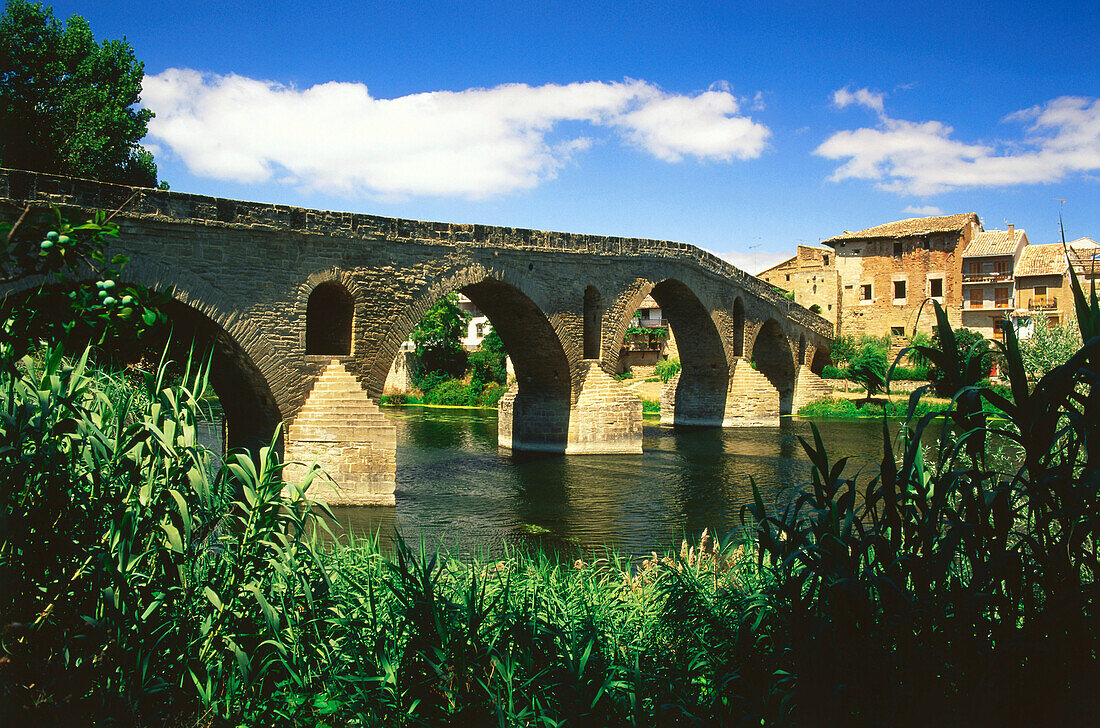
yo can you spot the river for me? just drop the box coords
[317,408,909,557]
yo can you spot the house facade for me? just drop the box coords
[823,213,981,338]
[758,245,839,325]
[959,226,1028,340]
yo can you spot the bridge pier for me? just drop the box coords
[659,370,730,427]
[565,361,642,454]
[661,359,788,427]
[497,362,642,454]
[283,361,397,506]
[792,365,833,413]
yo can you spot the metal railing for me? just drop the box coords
[1029,297,1058,310]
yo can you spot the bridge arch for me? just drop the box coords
[609,276,730,426]
[369,262,574,452]
[583,285,602,360]
[750,319,796,416]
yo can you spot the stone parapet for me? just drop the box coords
[283,360,396,506]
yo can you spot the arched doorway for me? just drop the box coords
[733,296,745,357]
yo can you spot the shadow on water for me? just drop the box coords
[323,407,934,558]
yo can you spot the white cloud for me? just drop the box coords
[831,86,885,115]
[902,205,944,216]
[815,95,1100,195]
[142,70,769,199]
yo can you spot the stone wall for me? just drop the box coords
[759,245,840,327]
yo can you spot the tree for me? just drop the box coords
[1019,313,1082,380]
[410,293,469,380]
[0,0,161,187]
[468,326,507,388]
[846,343,886,402]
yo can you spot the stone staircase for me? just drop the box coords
[792,365,834,413]
[283,360,396,506]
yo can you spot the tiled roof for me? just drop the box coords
[823,213,979,245]
[1067,238,1100,274]
[1015,243,1067,277]
[962,228,1025,258]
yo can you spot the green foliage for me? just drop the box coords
[0,0,160,186]
[925,325,992,396]
[641,398,660,414]
[613,370,633,380]
[467,347,506,389]
[654,356,681,382]
[808,303,822,314]
[829,334,859,366]
[0,206,166,363]
[820,364,845,379]
[750,288,1100,724]
[797,395,939,419]
[845,343,886,399]
[1019,312,1082,379]
[479,326,505,353]
[410,294,469,380]
[421,377,478,406]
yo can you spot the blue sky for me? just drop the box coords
[47,0,1100,271]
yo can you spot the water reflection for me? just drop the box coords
[325,408,912,557]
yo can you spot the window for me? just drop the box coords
[1033,285,1048,308]
[476,323,485,337]
[921,238,930,250]
[893,242,903,257]
[994,260,1010,275]
[929,278,943,298]
[994,287,1011,308]
[968,288,984,309]
[828,304,833,310]
[813,284,817,294]
[785,274,790,282]
[893,280,907,301]
[891,326,905,337]
[823,254,830,266]
[860,283,872,302]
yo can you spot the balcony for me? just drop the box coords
[630,318,668,329]
[962,271,1013,284]
[963,301,1012,311]
[1029,297,1058,311]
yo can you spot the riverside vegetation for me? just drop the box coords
[2,212,1099,726]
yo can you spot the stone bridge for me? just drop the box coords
[1,169,833,505]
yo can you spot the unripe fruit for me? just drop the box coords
[96,281,105,289]
[46,231,59,242]
[98,290,107,298]
[57,235,70,245]
[40,240,53,250]
[103,279,115,289]
[103,297,116,306]
[121,295,133,304]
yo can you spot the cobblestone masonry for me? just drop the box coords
[1,169,833,476]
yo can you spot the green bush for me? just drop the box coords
[846,343,887,399]
[641,399,660,414]
[422,378,477,406]
[468,348,506,388]
[821,364,846,379]
[614,370,633,380]
[654,357,681,382]
[479,382,508,407]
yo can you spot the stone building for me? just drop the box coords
[823,213,981,338]
[960,226,1028,340]
[758,245,839,327]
